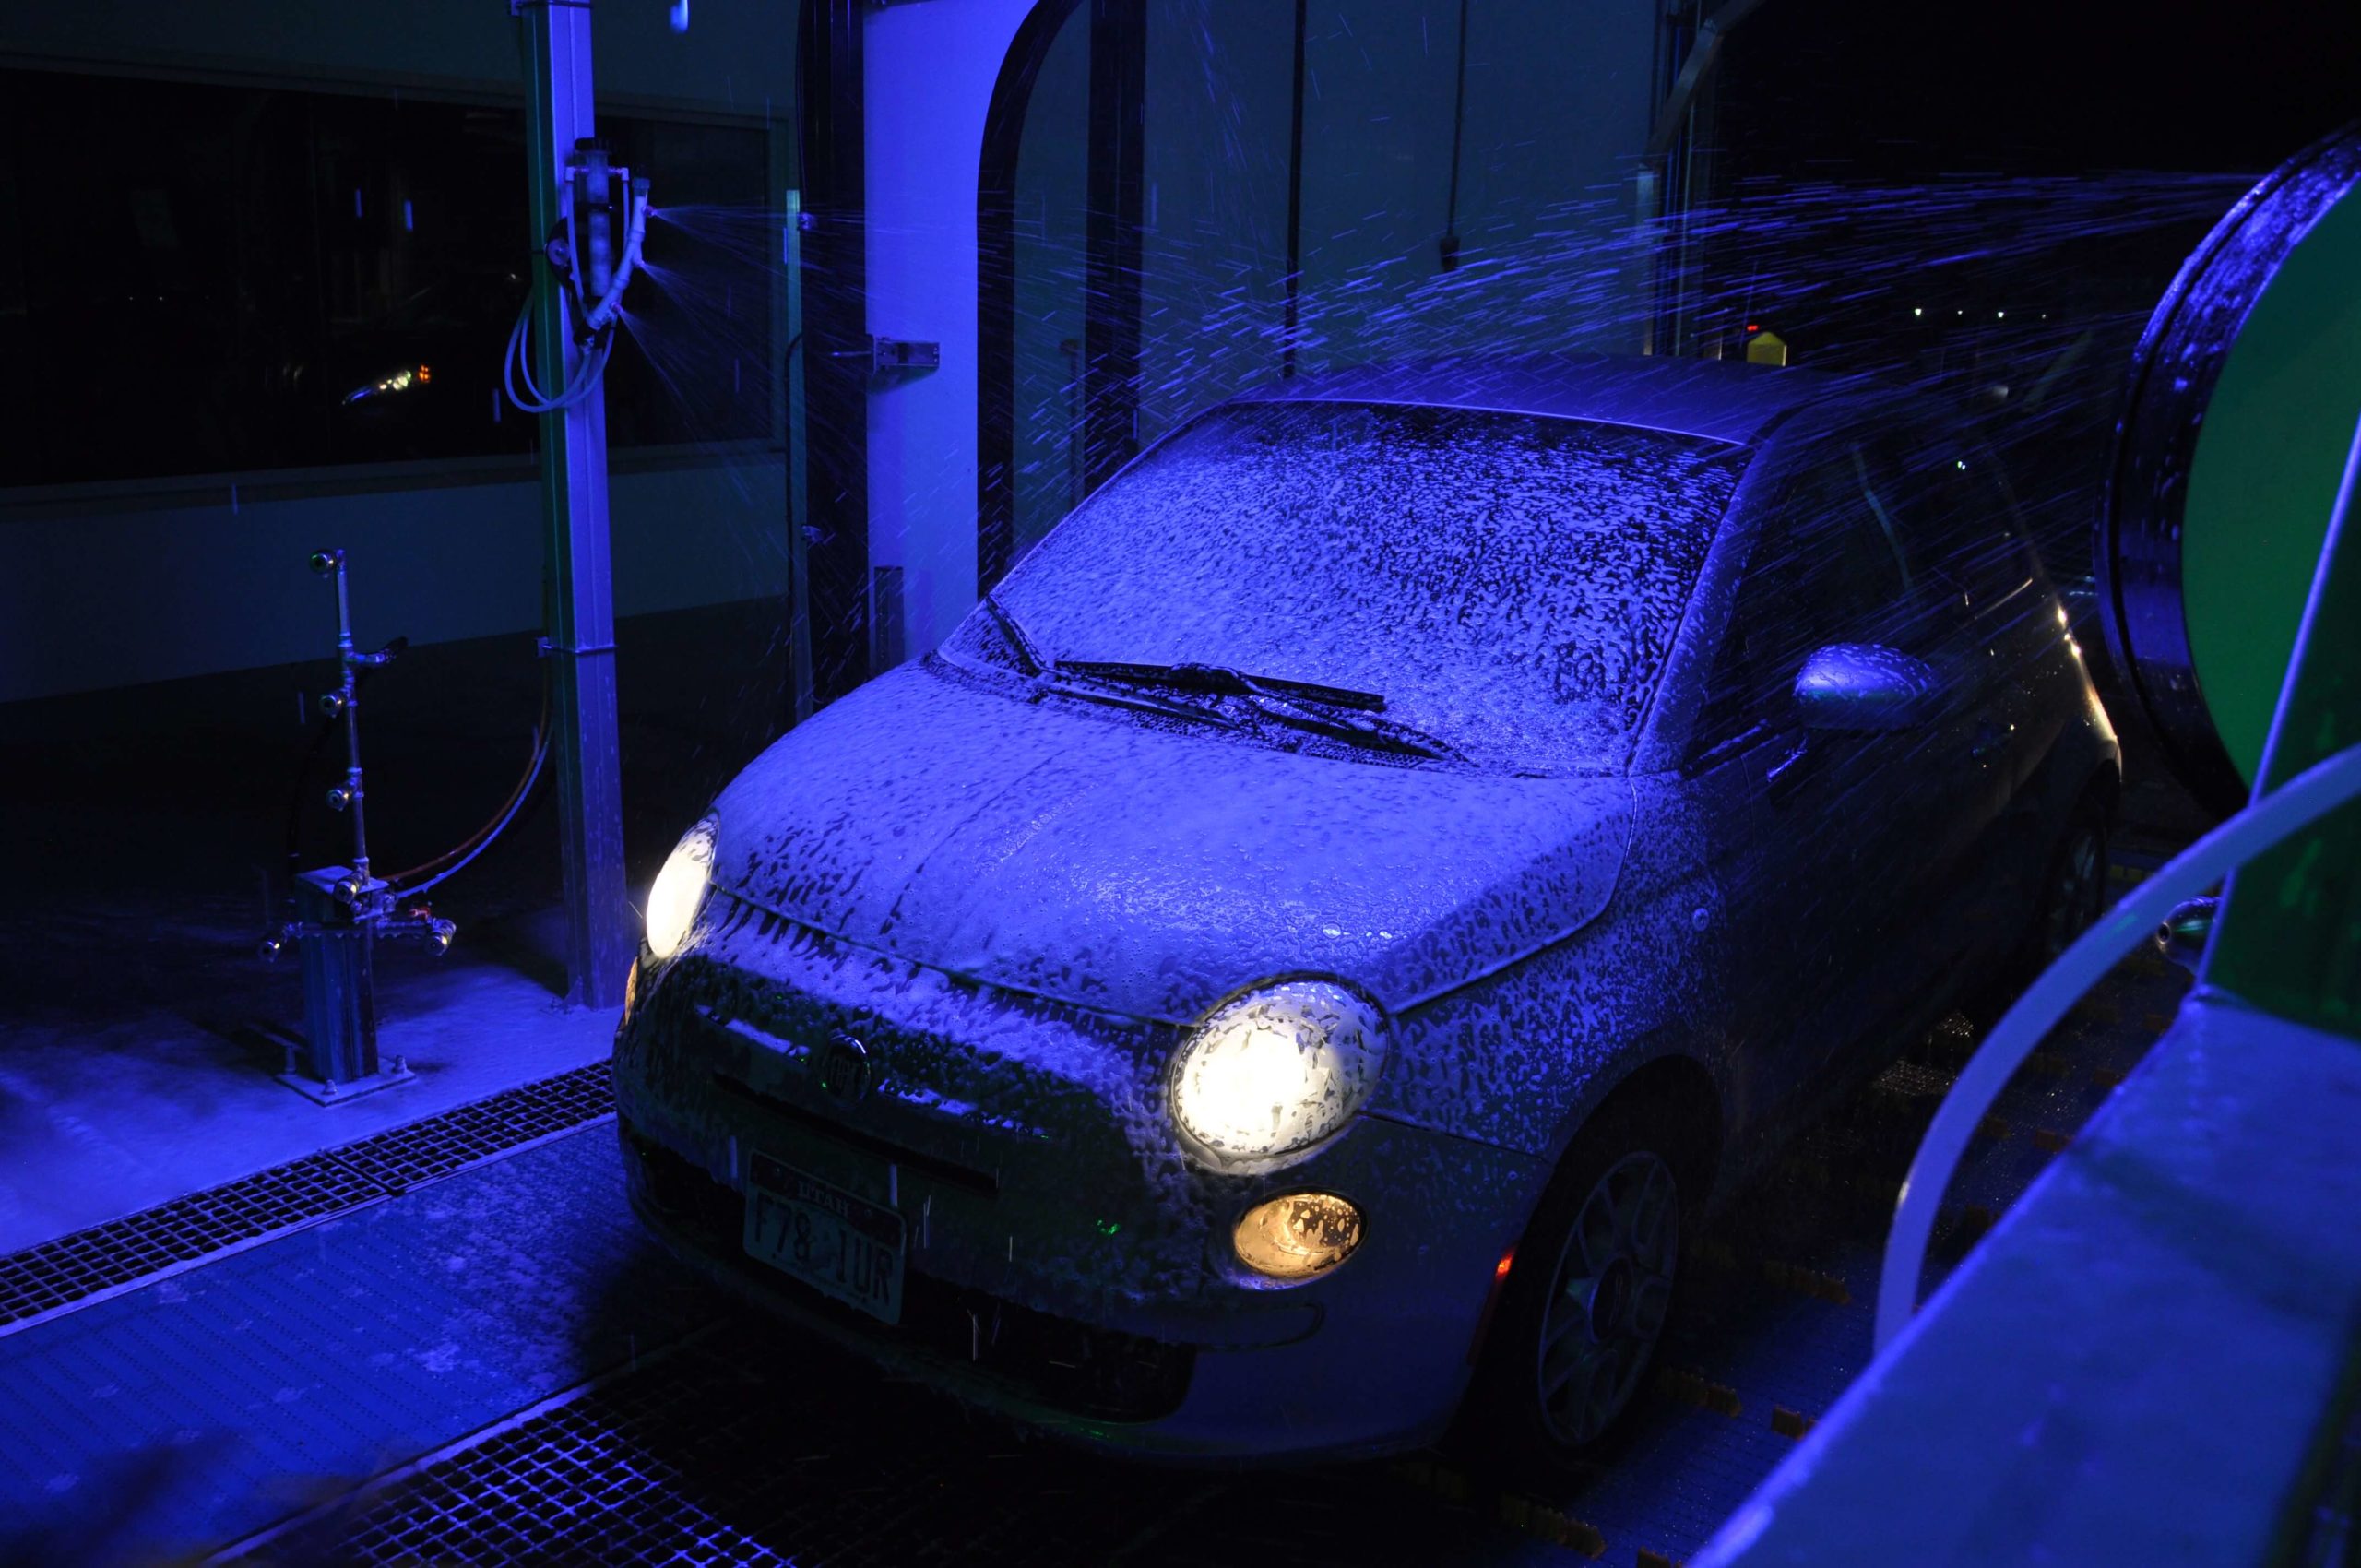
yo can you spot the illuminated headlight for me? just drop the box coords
[645,815,716,961]
[1168,980,1386,1170]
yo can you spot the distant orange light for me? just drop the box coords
[1744,323,1759,333]
[417,364,433,384]
[1494,1248,1515,1279]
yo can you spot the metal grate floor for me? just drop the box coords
[0,1060,613,1332]
[232,1320,1527,1568]
[219,952,2193,1568]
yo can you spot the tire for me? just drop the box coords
[2032,791,2110,967]
[1965,787,2110,1030]
[1455,1104,1691,1484]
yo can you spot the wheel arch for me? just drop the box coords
[1548,1051,1726,1217]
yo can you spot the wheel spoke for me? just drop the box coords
[1578,1184,1619,1269]
[1543,1333,1603,1403]
[1632,1165,1673,1253]
[1632,1276,1671,1338]
[1543,1279,1596,1351]
[1584,1339,1632,1431]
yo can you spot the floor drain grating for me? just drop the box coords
[0,1060,613,1331]
[329,1063,616,1193]
[232,1324,1181,1568]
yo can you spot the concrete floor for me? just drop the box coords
[0,917,618,1254]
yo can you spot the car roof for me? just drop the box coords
[1224,352,1890,447]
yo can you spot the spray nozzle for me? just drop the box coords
[504,147,651,411]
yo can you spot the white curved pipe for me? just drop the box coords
[1875,742,2361,1353]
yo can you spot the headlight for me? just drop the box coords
[1168,980,1386,1170]
[645,815,716,961]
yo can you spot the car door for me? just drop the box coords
[1869,423,2059,968]
[1683,434,1960,1124]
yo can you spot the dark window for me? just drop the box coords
[1873,429,2042,622]
[0,68,774,487]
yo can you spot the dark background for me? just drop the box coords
[0,71,773,486]
[1703,0,2361,571]
[1722,0,2359,177]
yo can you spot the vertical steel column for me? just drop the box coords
[796,0,872,707]
[519,0,633,1008]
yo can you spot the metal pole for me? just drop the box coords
[328,555,370,885]
[796,0,871,705]
[518,0,633,1008]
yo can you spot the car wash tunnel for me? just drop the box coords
[2,3,2359,1565]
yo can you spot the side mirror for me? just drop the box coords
[1793,643,1940,732]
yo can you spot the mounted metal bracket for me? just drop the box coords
[869,337,940,376]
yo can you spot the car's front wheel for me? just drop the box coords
[1460,1109,1687,1479]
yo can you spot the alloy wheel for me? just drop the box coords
[1533,1150,1679,1446]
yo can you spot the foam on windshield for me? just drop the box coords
[982,401,1745,773]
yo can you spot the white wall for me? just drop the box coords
[0,3,793,705]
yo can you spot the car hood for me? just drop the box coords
[707,663,1631,1022]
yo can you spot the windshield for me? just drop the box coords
[956,400,1747,772]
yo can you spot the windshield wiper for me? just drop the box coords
[1057,661,1459,761]
[984,601,1240,728]
[981,593,1050,676]
[981,614,1451,759]
[1242,691,1461,761]
[1055,659,1385,711]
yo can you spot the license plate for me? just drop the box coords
[743,1153,906,1325]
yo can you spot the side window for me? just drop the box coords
[1690,448,1913,759]
[1874,430,2040,622]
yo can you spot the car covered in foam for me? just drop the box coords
[613,353,2118,1467]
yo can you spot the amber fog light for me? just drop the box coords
[1235,1193,1364,1280]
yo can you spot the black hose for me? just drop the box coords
[386,675,553,891]
[280,646,550,900]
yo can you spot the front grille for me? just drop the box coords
[712,1070,1001,1195]
[626,1133,1192,1422]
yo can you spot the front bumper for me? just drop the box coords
[613,904,1548,1462]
